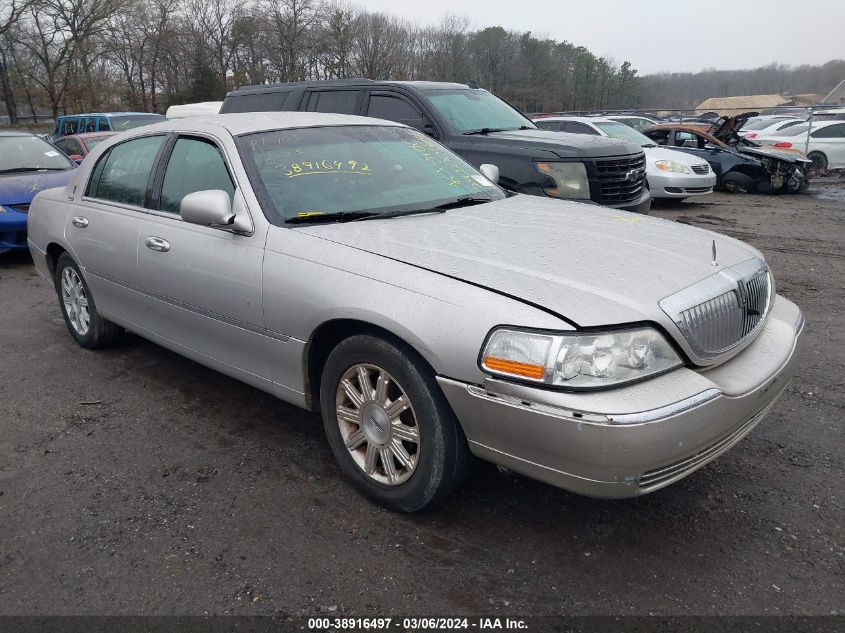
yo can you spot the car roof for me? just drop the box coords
[228,79,474,94]
[0,130,35,137]
[115,111,405,137]
[57,112,164,118]
[76,132,118,139]
[533,115,615,125]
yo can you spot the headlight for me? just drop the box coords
[480,326,683,389]
[654,160,690,174]
[534,161,591,200]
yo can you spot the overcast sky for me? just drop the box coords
[361,0,844,75]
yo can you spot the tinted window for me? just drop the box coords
[561,121,600,135]
[309,90,360,115]
[811,123,845,138]
[61,118,80,136]
[159,137,235,214]
[367,94,422,123]
[87,135,165,206]
[223,91,289,113]
[534,120,561,131]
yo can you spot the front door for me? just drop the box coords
[135,133,275,389]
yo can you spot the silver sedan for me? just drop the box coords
[27,113,804,511]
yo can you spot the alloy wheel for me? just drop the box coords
[61,267,90,336]
[335,363,421,486]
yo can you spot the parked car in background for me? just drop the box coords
[50,112,166,140]
[26,112,803,511]
[532,116,716,201]
[738,117,805,139]
[606,114,661,131]
[53,132,117,163]
[220,80,651,213]
[165,101,223,119]
[0,131,76,254]
[810,107,845,122]
[754,120,845,171]
[643,124,811,194]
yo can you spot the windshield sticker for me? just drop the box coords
[278,160,372,178]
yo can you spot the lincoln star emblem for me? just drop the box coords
[29,182,42,193]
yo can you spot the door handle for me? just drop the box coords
[71,216,89,228]
[144,236,171,252]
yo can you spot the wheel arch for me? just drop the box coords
[303,318,441,412]
[45,242,69,280]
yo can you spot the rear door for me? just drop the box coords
[69,134,168,316]
[135,133,274,386]
[810,123,845,168]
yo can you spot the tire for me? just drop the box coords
[721,171,756,194]
[54,253,120,349]
[807,152,828,173]
[319,334,470,512]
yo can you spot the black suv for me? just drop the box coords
[220,80,651,213]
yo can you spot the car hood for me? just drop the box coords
[737,145,812,164]
[0,169,76,206]
[295,195,760,327]
[473,129,643,159]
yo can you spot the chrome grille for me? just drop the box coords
[691,164,710,175]
[660,259,773,361]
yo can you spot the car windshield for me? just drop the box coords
[82,136,112,150]
[593,122,654,146]
[421,88,535,134]
[742,117,795,131]
[239,125,505,222]
[109,114,166,131]
[0,135,76,172]
[610,117,653,130]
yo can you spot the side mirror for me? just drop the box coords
[406,119,436,137]
[69,155,83,164]
[180,190,235,227]
[479,164,500,184]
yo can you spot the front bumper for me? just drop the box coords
[648,171,717,198]
[606,188,652,214]
[0,208,28,253]
[438,295,803,498]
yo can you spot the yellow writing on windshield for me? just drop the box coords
[277,160,372,178]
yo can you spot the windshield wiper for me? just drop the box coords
[286,211,376,224]
[0,167,67,174]
[462,127,511,135]
[351,196,495,222]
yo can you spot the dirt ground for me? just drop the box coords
[1,178,843,618]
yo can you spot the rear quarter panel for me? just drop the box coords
[27,187,77,279]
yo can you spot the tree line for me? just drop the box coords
[2,0,842,126]
[0,0,641,124]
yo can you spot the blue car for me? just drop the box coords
[1,131,77,254]
[50,112,166,141]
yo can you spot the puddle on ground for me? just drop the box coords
[810,176,845,203]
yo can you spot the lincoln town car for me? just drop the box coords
[26,113,803,511]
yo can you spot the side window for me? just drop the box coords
[99,117,112,131]
[534,120,561,131]
[83,118,96,133]
[308,90,360,115]
[812,123,845,138]
[86,135,166,206]
[367,94,422,123]
[62,119,79,136]
[159,137,235,214]
[223,91,288,113]
[561,121,600,135]
[57,138,82,156]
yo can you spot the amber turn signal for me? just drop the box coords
[482,356,545,380]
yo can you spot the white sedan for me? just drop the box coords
[533,116,717,200]
[754,120,845,171]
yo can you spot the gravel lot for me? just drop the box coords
[1,180,843,618]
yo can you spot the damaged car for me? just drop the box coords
[642,123,812,194]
